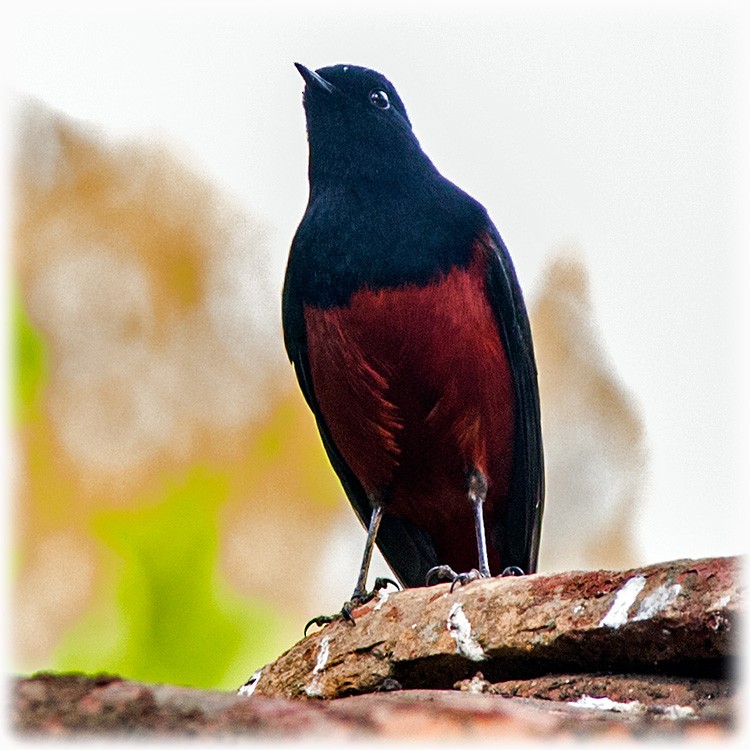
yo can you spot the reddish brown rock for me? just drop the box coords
[455,672,733,721]
[251,556,739,700]
[12,674,733,739]
[12,556,740,739]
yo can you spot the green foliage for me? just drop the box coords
[53,467,294,689]
[13,295,296,689]
[13,297,48,422]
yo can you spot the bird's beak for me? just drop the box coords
[294,63,336,94]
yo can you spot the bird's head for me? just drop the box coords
[294,63,431,188]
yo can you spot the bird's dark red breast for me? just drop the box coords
[303,234,514,574]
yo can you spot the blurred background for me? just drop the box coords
[6,2,746,690]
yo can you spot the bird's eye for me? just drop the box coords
[369,89,390,110]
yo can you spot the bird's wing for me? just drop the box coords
[282,280,440,589]
[482,225,545,573]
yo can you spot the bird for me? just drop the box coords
[283,63,544,630]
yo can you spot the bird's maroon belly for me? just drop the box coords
[303,243,515,572]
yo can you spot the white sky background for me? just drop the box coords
[5,1,748,564]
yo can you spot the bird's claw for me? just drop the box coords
[371,576,400,594]
[425,563,527,593]
[448,569,485,592]
[304,612,340,636]
[304,578,400,635]
[425,564,458,585]
[426,564,487,591]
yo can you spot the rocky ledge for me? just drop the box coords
[13,555,741,739]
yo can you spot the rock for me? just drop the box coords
[12,555,740,738]
[251,556,739,700]
[12,674,732,738]
[454,672,733,722]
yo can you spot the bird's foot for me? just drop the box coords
[426,565,488,592]
[304,577,399,635]
[426,564,525,592]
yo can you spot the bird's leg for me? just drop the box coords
[468,469,491,578]
[350,502,384,601]
[426,468,491,591]
[304,502,399,635]
[344,502,401,615]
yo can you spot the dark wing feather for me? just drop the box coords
[483,225,545,573]
[282,275,440,588]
